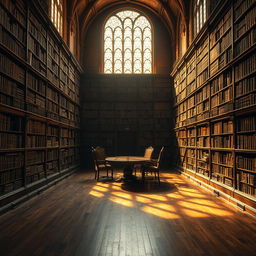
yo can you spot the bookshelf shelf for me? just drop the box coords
[173,0,256,204]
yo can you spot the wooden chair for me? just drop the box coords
[141,146,164,185]
[92,146,113,181]
[134,146,154,176]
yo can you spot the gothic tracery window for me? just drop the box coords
[104,10,152,74]
[194,0,207,35]
[50,0,63,36]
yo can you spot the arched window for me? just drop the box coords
[194,0,207,35]
[104,10,152,74]
[50,0,63,36]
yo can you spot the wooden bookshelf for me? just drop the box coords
[172,0,256,211]
[0,0,81,207]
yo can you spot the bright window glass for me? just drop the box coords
[104,10,152,74]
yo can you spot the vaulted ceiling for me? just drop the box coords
[68,0,190,38]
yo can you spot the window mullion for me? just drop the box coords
[132,22,134,73]
[122,23,124,73]
[142,28,144,74]
[112,29,114,74]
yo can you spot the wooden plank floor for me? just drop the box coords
[0,171,256,256]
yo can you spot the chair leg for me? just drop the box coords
[158,172,160,185]
[107,169,109,177]
[95,171,97,180]
[142,171,145,183]
[97,170,100,181]
[111,168,113,180]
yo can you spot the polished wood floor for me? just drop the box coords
[0,171,256,256]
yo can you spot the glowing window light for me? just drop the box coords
[50,0,63,36]
[104,10,152,74]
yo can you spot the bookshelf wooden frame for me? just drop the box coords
[0,0,81,209]
[172,0,256,213]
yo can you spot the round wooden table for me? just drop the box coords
[106,156,151,180]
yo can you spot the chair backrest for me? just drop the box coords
[156,146,164,168]
[92,146,106,171]
[94,146,106,161]
[144,146,154,159]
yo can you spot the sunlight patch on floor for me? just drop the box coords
[141,205,179,219]
[110,196,134,207]
[88,173,235,219]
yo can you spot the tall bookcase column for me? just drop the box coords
[0,0,82,209]
[172,0,256,213]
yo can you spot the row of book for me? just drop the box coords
[187,137,196,146]
[210,47,232,76]
[0,152,23,171]
[235,53,256,81]
[237,155,256,171]
[28,35,47,64]
[237,116,256,132]
[235,93,256,110]
[234,27,256,57]
[27,151,45,165]
[210,9,231,48]
[238,183,256,196]
[234,0,255,21]
[187,81,196,96]
[211,87,232,108]
[197,126,209,136]
[0,133,23,148]
[0,91,24,109]
[47,126,59,136]
[210,30,232,63]
[27,120,46,134]
[239,171,256,186]
[0,168,23,186]
[187,108,196,119]
[234,7,255,40]
[212,152,233,166]
[197,137,209,147]
[27,72,46,95]
[0,53,25,84]
[196,99,210,115]
[212,175,233,187]
[0,5,25,43]
[239,171,256,185]
[1,0,26,26]
[27,90,46,109]
[0,25,26,60]
[27,135,45,148]
[197,38,208,63]
[46,137,59,147]
[237,135,256,150]
[46,161,59,175]
[197,150,209,162]
[197,69,208,88]
[211,136,234,148]
[0,113,23,131]
[47,149,59,161]
[235,76,255,98]
[197,167,209,176]
[212,120,233,134]
[29,14,47,48]
[196,85,210,102]
[28,52,47,76]
[211,70,232,94]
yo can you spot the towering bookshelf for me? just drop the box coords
[0,0,81,208]
[172,0,256,214]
